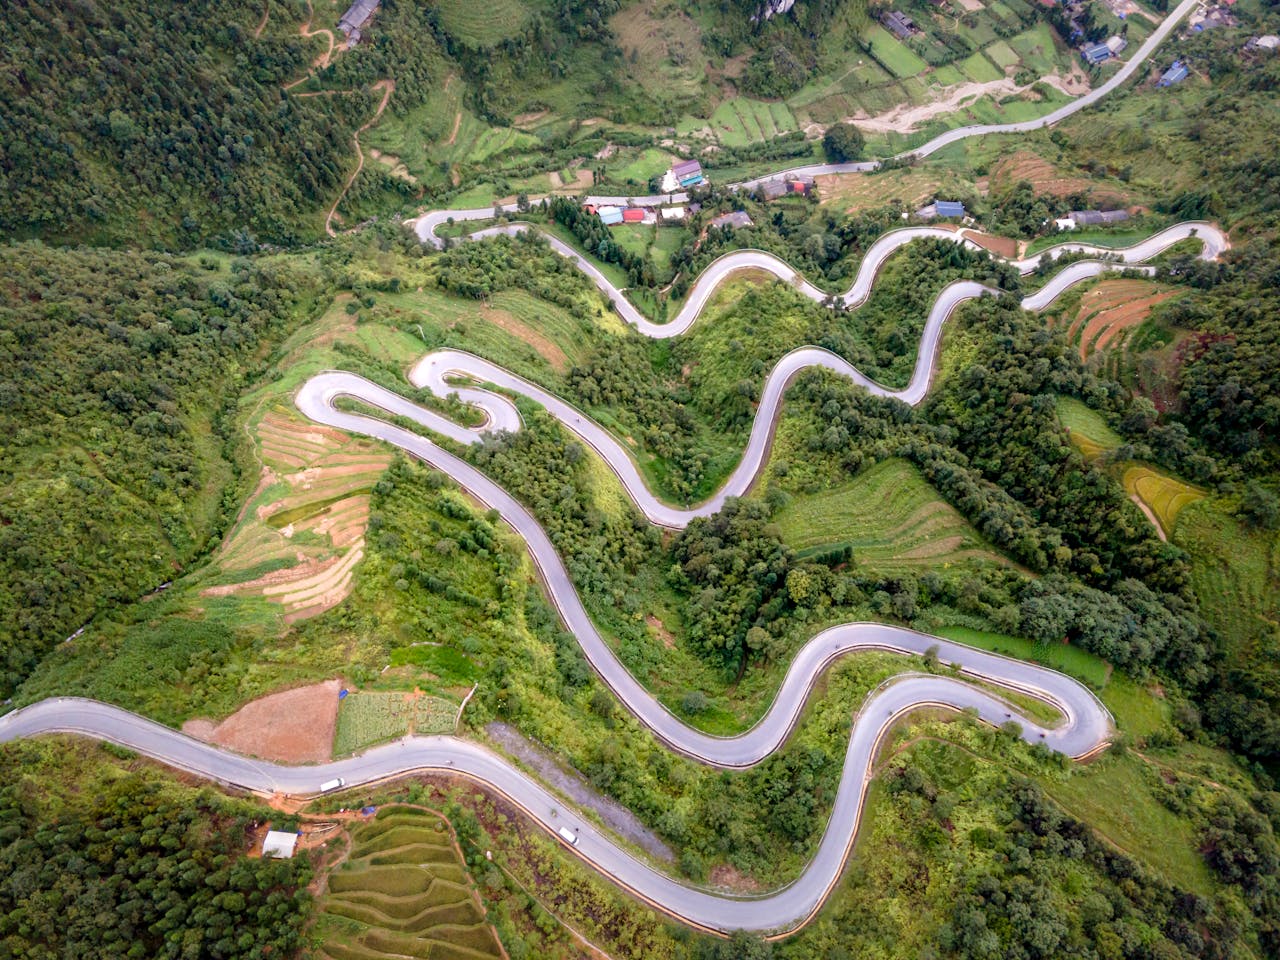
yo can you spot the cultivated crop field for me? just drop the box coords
[774,458,1014,572]
[333,692,459,757]
[1063,279,1177,361]
[200,385,390,622]
[1055,396,1123,461]
[1123,466,1203,537]
[435,0,531,47]
[316,806,503,960]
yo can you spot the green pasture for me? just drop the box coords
[959,51,1004,82]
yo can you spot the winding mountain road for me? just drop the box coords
[305,221,1222,527]
[0,649,1106,934]
[0,225,1217,940]
[0,207,1189,935]
[0,5,1214,935]
[409,0,1200,246]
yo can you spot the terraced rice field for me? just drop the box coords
[333,691,460,756]
[774,458,1013,572]
[1123,466,1204,537]
[1064,279,1177,361]
[202,409,389,620]
[988,149,1099,200]
[317,807,503,960]
[708,98,798,147]
[436,0,530,46]
[815,166,967,212]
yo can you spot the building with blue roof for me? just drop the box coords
[1083,43,1112,65]
[1158,61,1188,86]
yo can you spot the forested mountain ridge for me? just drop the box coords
[0,242,326,696]
[0,0,369,247]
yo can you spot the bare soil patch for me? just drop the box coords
[645,614,675,650]
[513,109,549,127]
[368,148,417,184]
[709,863,764,893]
[182,679,342,762]
[961,229,1018,259]
[852,78,1028,134]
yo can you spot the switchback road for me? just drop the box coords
[408,0,1200,245]
[303,222,1223,527]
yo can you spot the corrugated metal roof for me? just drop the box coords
[935,200,965,217]
[598,207,624,225]
[622,208,645,222]
[339,0,379,32]
[672,159,702,178]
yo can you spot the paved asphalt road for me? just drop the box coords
[312,222,1222,528]
[409,0,1200,244]
[0,660,1107,933]
[0,6,1209,933]
[0,218,1208,936]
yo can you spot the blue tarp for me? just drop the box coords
[338,688,349,699]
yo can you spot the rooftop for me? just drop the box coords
[709,211,754,230]
[262,831,299,859]
[339,0,379,34]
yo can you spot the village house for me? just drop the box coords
[916,199,966,219]
[883,10,918,40]
[662,159,705,193]
[338,0,379,47]
[1066,208,1131,227]
[1158,60,1189,85]
[708,211,754,230]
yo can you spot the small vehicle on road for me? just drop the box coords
[557,826,580,847]
[320,777,346,793]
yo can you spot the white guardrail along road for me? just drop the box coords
[0,7,1219,934]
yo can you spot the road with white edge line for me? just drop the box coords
[312,221,1222,527]
[0,218,1220,934]
[408,0,1201,245]
[0,4,1218,934]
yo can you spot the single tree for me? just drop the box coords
[823,122,865,163]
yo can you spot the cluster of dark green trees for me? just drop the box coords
[938,778,1244,960]
[0,243,322,697]
[435,228,603,316]
[0,741,312,959]
[0,0,371,247]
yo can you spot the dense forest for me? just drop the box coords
[0,0,373,247]
[0,739,312,958]
[0,243,324,696]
